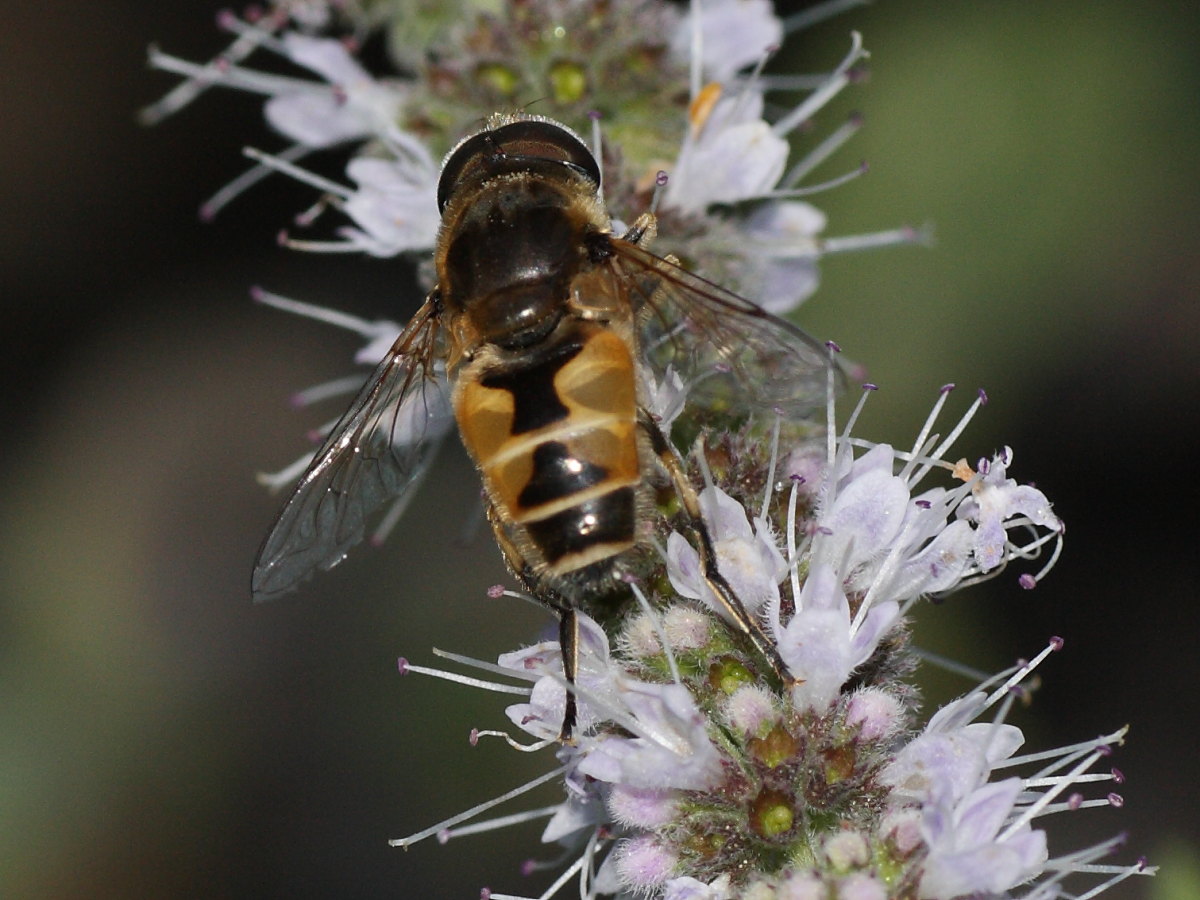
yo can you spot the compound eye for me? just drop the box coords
[437,118,601,211]
[488,119,601,185]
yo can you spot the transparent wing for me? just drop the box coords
[252,296,454,601]
[608,237,841,416]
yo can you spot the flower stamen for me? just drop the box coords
[437,805,560,843]
[772,31,867,138]
[389,766,567,849]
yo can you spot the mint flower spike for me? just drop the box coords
[145,0,920,307]
[383,383,1143,899]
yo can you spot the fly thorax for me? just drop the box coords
[441,182,586,348]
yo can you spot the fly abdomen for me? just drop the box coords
[454,324,641,574]
[523,486,637,573]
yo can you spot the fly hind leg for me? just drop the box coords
[639,412,796,688]
[484,504,580,743]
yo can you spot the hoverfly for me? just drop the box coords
[253,113,835,734]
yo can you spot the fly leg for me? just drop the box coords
[639,412,796,687]
[484,504,580,743]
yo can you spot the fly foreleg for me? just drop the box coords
[638,412,795,688]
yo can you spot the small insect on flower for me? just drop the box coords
[252,112,837,735]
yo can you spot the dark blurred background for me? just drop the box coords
[1,1,1196,897]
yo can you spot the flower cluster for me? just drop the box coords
[398,386,1144,900]
[144,0,915,303]
[146,1,1152,897]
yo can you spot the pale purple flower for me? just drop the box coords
[957,447,1061,573]
[243,128,440,255]
[807,389,1064,616]
[884,691,1026,806]
[666,484,787,618]
[845,687,905,742]
[147,28,404,150]
[613,833,680,892]
[265,32,405,146]
[657,29,920,315]
[722,683,778,736]
[769,562,899,711]
[541,786,605,845]
[606,784,680,830]
[663,86,789,215]
[735,200,827,313]
[500,613,621,742]
[576,681,725,791]
[669,0,783,83]
[662,874,732,900]
[334,144,441,256]
[917,777,1049,899]
[823,829,871,868]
